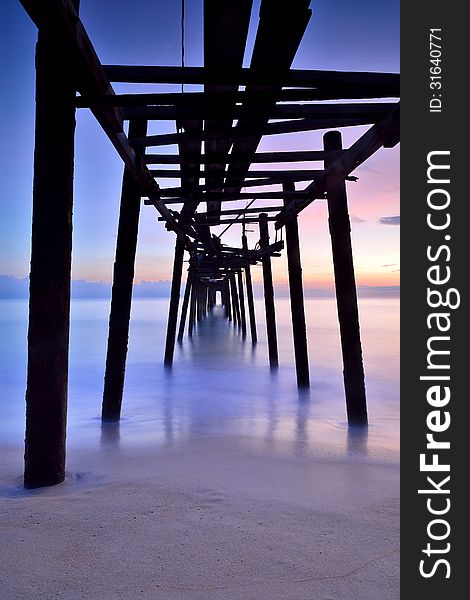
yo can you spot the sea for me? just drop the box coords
[0,296,399,474]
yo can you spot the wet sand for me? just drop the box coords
[1,437,399,600]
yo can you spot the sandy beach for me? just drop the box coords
[1,435,399,600]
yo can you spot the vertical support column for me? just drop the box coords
[242,235,257,343]
[237,271,247,337]
[224,280,232,320]
[230,275,241,326]
[102,118,147,422]
[24,21,78,489]
[259,214,278,368]
[178,266,194,342]
[164,236,185,366]
[323,131,367,425]
[283,181,310,388]
[189,275,197,336]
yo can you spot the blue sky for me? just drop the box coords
[0,0,399,286]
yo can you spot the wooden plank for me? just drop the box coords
[133,116,378,147]
[204,0,253,220]
[177,118,203,222]
[145,150,337,164]
[154,174,328,195]
[158,206,282,221]
[160,190,311,201]
[150,168,323,179]
[275,106,400,227]
[103,64,399,94]
[122,102,397,120]
[76,85,399,108]
[222,0,311,193]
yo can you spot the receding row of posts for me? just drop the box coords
[23,21,368,487]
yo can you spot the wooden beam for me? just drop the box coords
[133,116,377,147]
[150,169,323,179]
[177,266,194,342]
[275,106,400,227]
[76,85,399,108]
[24,18,77,489]
[122,102,397,121]
[259,213,278,368]
[156,174,326,195]
[242,235,257,344]
[237,270,247,337]
[102,119,148,422]
[324,131,367,425]
[144,150,337,165]
[103,64,399,95]
[204,0,253,220]
[160,190,311,201]
[283,181,309,388]
[164,237,185,366]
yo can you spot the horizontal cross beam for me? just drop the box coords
[144,150,337,164]
[103,65,399,94]
[76,86,399,108]
[275,106,400,227]
[121,102,397,121]
[133,116,382,147]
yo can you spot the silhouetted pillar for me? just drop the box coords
[323,131,367,425]
[242,235,257,343]
[102,118,148,422]
[283,181,309,388]
[24,16,79,489]
[178,267,194,342]
[259,214,278,368]
[230,275,241,326]
[189,275,197,336]
[224,280,232,320]
[164,236,185,366]
[237,271,247,337]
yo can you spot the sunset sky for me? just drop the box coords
[0,0,399,290]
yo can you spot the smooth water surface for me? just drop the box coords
[0,296,399,469]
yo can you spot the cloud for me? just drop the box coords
[350,214,366,223]
[379,215,400,225]
[381,263,398,268]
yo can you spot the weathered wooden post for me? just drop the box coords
[259,214,278,368]
[283,181,310,388]
[188,274,197,337]
[178,266,194,342]
[224,280,232,320]
[102,118,147,422]
[230,274,241,326]
[164,237,185,366]
[237,271,247,337]
[323,131,368,425]
[24,17,79,488]
[242,234,257,343]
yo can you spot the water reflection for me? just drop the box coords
[294,394,311,457]
[100,421,121,449]
[346,425,369,457]
[1,298,399,462]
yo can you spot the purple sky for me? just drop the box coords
[0,0,399,288]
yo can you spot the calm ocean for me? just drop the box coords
[0,296,399,472]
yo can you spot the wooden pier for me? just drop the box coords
[19,0,399,487]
